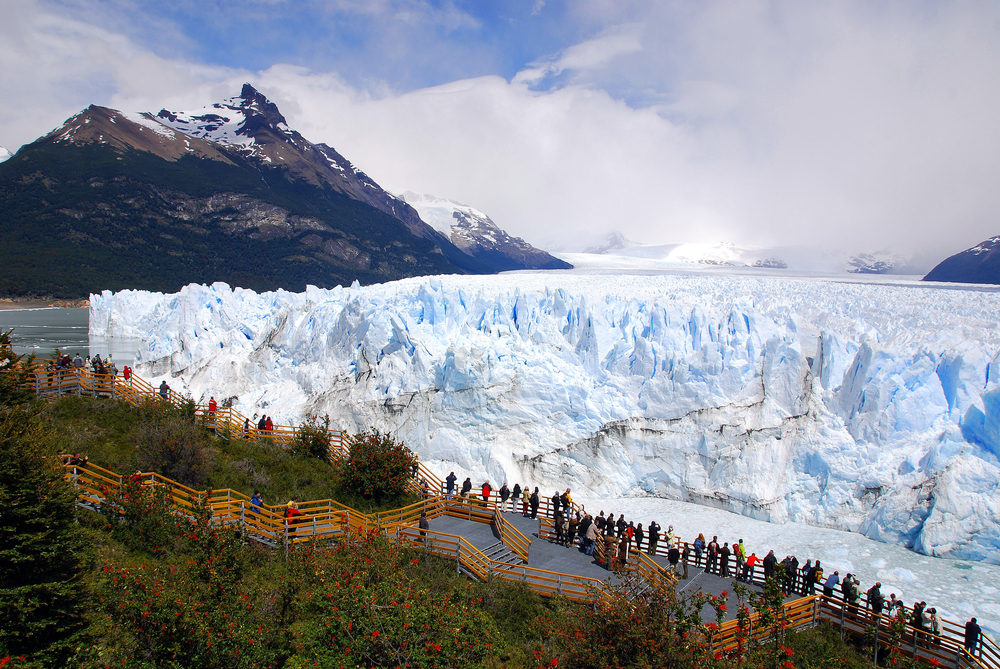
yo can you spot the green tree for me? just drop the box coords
[0,329,37,408]
[0,405,89,665]
[339,429,416,502]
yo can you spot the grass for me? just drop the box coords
[40,395,421,510]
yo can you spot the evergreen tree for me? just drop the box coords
[0,404,90,665]
[0,329,37,408]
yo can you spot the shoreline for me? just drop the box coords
[0,298,89,310]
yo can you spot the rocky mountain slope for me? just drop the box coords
[0,85,555,298]
[399,192,570,271]
[923,236,1000,285]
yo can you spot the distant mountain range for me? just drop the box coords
[0,84,564,298]
[923,236,1000,284]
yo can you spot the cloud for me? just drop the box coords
[4,0,1000,267]
[514,26,643,86]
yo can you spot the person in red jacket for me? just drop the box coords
[265,416,274,431]
[482,480,492,503]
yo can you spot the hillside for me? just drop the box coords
[924,235,1000,284]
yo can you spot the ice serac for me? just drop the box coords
[0,146,11,163]
[90,274,1000,562]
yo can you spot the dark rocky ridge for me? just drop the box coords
[923,236,1000,285]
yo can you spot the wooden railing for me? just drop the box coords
[706,589,998,669]
[494,509,531,563]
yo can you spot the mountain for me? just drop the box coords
[923,236,1000,284]
[582,231,636,254]
[846,251,908,274]
[580,240,789,269]
[398,192,571,271]
[0,147,11,163]
[0,85,508,298]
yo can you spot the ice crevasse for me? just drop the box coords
[90,273,1000,562]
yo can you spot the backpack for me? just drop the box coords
[813,569,823,583]
[850,582,860,600]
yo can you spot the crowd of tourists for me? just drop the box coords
[436,473,985,657]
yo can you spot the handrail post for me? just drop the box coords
[456,543,461,574]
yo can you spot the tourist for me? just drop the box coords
[648,520,660,555]
[265,416,273,431]
[616,515,627,538]
[965,617,981,656]
[719,542,731,578]
[554,508,565,545]
[418,512,429,542]
[912,601,926,646]
[561,488,572,511]
[763,550,777,581]
[522,486,531,516]
[799,559,812,595]
[706,536,720,575]
[529,488,540,519]
[445,471,457,497]
[693,533,705,566]
[867,581,884,619]
[808,561,823,595]
[499,482,510,509]
[584,517,599,555]
[668,541,680,574]
[68,452,89,475]
[680,542,690,579]
[250,491,263,515]
[566,513,579,548]
[158,380,170,400]
[824,570,840,599]
[928,607,941,640]
[735,539,746,579]
[617,535,630,568]
[635,523,644,553]
[481,480,492,503]
[461,477,472,498]
[744,552,758,583]
[511,483,521,512]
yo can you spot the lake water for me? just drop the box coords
[0,307,141,362]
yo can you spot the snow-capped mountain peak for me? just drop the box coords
[846,250,909,274]
[583,231,636,254]
[399,192,571,271]
[0,146,11,163]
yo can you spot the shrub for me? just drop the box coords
[291,414,331,460]
[134,418,213,487]
[97,476,183,557]
[338,429,416,502]
[287,534,501,668]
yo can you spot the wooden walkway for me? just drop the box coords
[22,358,1000,668]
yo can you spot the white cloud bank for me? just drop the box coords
[3,0,1000,265]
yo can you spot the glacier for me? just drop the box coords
[90,270,1000,563]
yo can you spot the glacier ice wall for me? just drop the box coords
[90,274,1000,561]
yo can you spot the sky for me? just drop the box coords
[2,0,1000,265]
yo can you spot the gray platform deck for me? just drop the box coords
[436,508,798,622]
